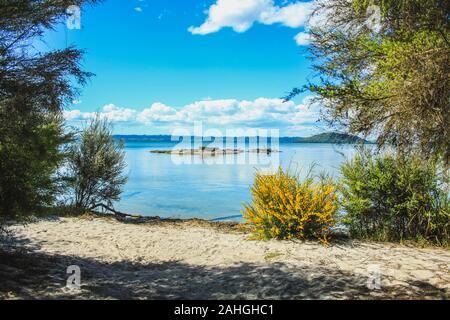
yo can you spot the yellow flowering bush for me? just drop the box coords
[243,168,339,243]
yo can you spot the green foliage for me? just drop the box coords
[65,117,127,212]
[290,0,449,162]
[340,149,450,245]
[243,168,339,243]
[0,110,70,220]
[0,1,96,222]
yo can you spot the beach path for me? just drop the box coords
[1,216,449,299]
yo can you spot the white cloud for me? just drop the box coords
[101,104,137,122]
[63,104,136,122]
[137,102,181,123]
[294,31,311,45]
[188,0,314,42]
[65,97,322,134]
[134,7,143,13]
[64,109,89,121]
[260,1,314,27]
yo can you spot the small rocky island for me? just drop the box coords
[150,146,280,155]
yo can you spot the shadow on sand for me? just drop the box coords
[0,244,447,300]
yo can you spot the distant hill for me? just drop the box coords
[295,133,372,144]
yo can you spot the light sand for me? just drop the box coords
[1,216,449,299]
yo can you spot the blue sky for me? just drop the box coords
[44,0,324,136]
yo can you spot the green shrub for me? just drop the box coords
[65,116,127,212]
[340,149,449,245]
[243,168,339,244]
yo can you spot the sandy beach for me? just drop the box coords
[1,215,449,300]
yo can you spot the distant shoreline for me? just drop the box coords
[114,132,374,144]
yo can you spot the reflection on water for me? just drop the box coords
[115,142,359,220]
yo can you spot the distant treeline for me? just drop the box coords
[114,132,373,144]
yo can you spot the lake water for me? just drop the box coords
[115,142,359,221]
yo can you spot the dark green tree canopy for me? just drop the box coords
[0,1,97,219]
[0,0,98,112]
[289,0,449,163]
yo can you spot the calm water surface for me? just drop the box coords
[115,142,359,220]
